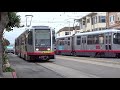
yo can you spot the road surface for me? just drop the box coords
[8,53,120,78]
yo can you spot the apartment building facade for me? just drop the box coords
[76,12,107,32]
[106,12,120,29]
[56,26,80,37]
[56,27,73,37]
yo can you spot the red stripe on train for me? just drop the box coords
[27,52,55,55]
[56,50,120,53]
[15,50,55,55]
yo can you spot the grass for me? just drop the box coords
[3,67,15,72]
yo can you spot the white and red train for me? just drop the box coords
[55,29,120,58]
[15,26,56,61]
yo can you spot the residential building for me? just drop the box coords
[56,27,73,37]
[56,26,80,37]
[76,12,107,32]
[106,12,120,29]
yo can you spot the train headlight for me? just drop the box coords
[36,48,39,51]
[47,48,50,51]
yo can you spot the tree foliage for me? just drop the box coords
[0,12,21,73]
[5,12,21,32]
[2,38,10,46]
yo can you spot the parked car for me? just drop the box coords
[5,45,14,54]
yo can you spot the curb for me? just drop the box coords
[11,72,17,78]
[3,71,17,78]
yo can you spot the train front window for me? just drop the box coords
[113,33,120,44]
[35,30,51,46]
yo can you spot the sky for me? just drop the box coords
[4,12,91,45]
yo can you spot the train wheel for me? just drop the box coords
[116,53,120,58]
[73,52,76,56]
[70,52,73,56]
[25,54,31,61]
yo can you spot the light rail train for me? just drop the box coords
[55,29,120,58]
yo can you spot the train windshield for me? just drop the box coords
[113,33,120,44]
[35,29,51,46]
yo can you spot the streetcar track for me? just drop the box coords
[51,62,101,78]
[56,55,120,65]
[35,62,66,78]
[35,61,100,78]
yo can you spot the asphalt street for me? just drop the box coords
[8,53,120,78]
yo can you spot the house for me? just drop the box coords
[106,12,120,29]
[75,12,107,32]
[56,27,74,37]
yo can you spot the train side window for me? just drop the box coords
[68,37,70,40]
[28,31,33,45]
[93,35,99,44]
[77,40,81,45]
[65,41,67,44]
[52,30,55,44]
[62,41,64,45]
[17,39,19,46]
[68,41,70,45]
[106,36,108,44]
[87,35,93,45]
[113,33,120,44]
[77,36,81,45]
[99,34,104,44]
[52,35,55,44]
[109,35,111,44]
[113,33,117,44]
[59,41,62,45]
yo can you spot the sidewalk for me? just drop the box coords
[0,72,17,78]
[3,72,13,78]
[0,69,17,78]
[0,72,12,78]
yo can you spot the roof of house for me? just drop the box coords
[75,12,97,21]
[56,27,74,34]
[56,26,80,34]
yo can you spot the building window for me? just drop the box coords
[80,22,82,29]
[83,21,85,25]
[118,17,119,21]
[87,19,90,23]
[65,32,69,35]
[69,32,71,35]
[92,18,93,25]
[94,16,97,24]
[99,28,101,30]
[58,33,60,36]
[101,28,106,30]
[109,15,115,22]
[99,16,106,23]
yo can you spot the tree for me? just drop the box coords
[3,38,10,46]
[0,12,21,75]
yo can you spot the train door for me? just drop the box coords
[105,32,112,50]
[71,35,75,51]
[81,36,87,50]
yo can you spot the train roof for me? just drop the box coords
[56,34,72,39]
[30,26,51,29]
[75,29,120,36]
[56,29,120,39]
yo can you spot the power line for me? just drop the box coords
[21,21,74,23]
